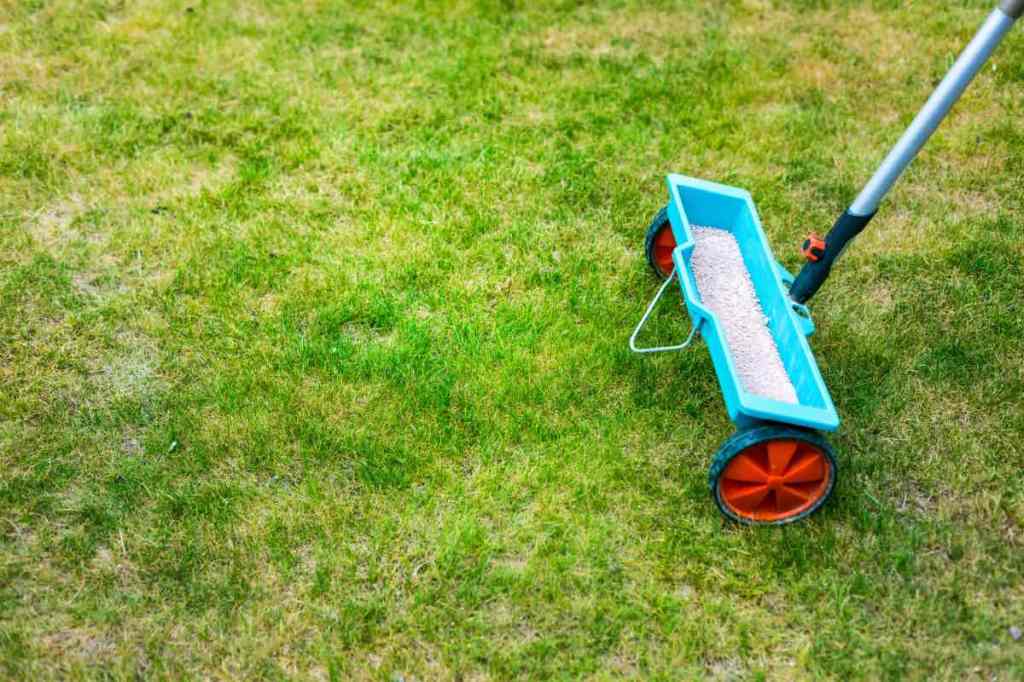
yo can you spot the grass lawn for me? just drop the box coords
[3,0,1024,678]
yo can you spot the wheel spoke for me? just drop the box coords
[766,440,797,475]
[723,482,769,510]
[776,485,810,511]
[784,452,827,483]
[724,453,769,483]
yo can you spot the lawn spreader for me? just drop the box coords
[630,0,1022,525]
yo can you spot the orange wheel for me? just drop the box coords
[710,426,836,525]
[643,206,677,278]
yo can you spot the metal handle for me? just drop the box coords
[790,3,1019,304]
[849,5,1018,217]
[629,270,701,354]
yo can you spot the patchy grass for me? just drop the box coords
[2,0,1023,679]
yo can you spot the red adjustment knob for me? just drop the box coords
[802,234,826,262]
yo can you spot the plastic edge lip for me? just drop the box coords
[735,181,840,430]
[667,177,746,421]
[774,262,815,336]
[667,173,749,200]
[743,398,841,432]
[665,177,711,321]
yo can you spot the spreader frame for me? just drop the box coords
[664,174,839,432]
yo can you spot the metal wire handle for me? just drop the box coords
[629,270,700,354]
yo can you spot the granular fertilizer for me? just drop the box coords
[690,226,798,404]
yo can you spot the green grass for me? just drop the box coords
[2,0,1023,678]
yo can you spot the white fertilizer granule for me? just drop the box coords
[690,226,798,404]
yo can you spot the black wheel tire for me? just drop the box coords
[708,425,838,526]
[643,205,675,278]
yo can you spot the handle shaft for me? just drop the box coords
[849,7,1017,216]
[790,3,1019,304]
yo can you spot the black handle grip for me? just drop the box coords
[789,209,875,304]
[1001,0,1024,20]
